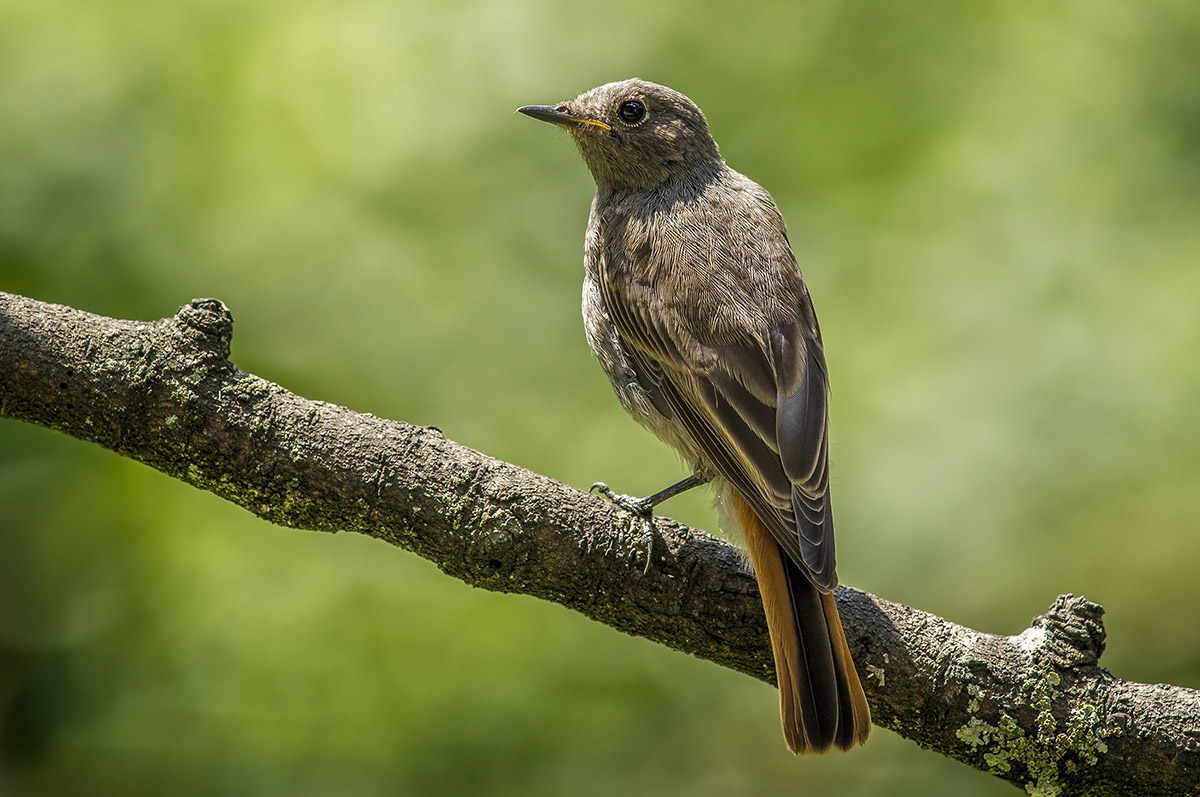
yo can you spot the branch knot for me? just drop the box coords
[175,299,234,360]
[1033,593,1106,669]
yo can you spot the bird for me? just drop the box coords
[518,79,870,753]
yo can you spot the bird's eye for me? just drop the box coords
[618,99,646,124]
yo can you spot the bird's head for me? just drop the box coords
[519,79,722,193]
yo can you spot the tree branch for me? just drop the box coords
[1,291,1196,795]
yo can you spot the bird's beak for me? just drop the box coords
[517,104,612,132]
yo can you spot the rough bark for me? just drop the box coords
[1,291,1197,795]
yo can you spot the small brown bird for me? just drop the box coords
[519,79,870,753]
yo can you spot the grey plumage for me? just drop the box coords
[520,78,869,753]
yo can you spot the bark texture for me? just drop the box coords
[1,291,1197,795]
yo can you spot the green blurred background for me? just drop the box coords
[2,0,1198,794]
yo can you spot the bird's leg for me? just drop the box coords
[590,474,709,572]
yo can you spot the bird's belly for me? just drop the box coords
[581,273,710,472]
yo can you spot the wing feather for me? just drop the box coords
[594,191,838,590]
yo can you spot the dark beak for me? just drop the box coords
[517,105,612,132]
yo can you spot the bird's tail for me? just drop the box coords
[733,492,871,753]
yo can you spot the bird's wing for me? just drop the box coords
[597,230,837,590]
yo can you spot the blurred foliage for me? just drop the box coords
[2,0,1199,794]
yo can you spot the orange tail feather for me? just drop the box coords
[733,492,870,753]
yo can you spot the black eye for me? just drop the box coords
[618,99,645,124]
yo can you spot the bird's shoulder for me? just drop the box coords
[588,171,818,385]
[594,170,799,291]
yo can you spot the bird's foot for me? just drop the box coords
[590,482,655,516]
[590,482,657,574]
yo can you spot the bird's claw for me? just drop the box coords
[590,482,657,573]
[590,481,654,516]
